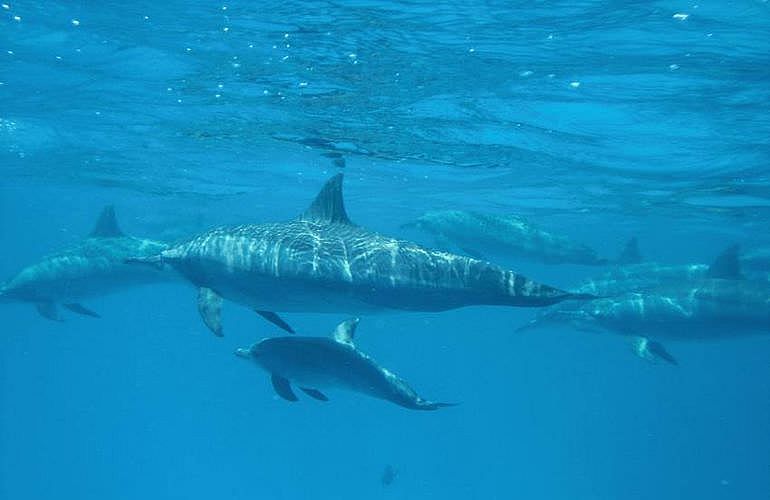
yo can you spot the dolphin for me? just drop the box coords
[129,174,588,336]
[403,210,638,266]
[518,250,769,365]
[573,244,741,296]
[235,318,455,410]
[0,206,172,320]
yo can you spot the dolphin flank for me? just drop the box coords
[235,318,456,410]
[131,174,588,336]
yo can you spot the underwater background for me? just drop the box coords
[1,1,769,499]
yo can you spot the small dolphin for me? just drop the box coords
[519,247,769,365]
[130,175,587,336]
[404,210,637,266]
[235,318,456,410]
[1,206,172,320]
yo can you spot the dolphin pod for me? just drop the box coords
[130,174,588,337]
[519,245,770,365]
[4,174,769,408]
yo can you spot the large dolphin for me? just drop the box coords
[403,210,639,266]
[519,252,768,365]
[131,174,587,336]
[0,206,172,320]
[235,318,455,410]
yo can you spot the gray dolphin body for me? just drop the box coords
[235,318,454,410]
[521,276,770,365]
[0,207,172,320]
[573,244,742,296]
[139,175,585,336]
[406,210,634,266]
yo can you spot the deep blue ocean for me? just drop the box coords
[2,1,770,499]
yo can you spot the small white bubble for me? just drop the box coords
[285,43,291,48]
[12,14,20,21]
[569,81,581,88]
[143,15,149,20]
[222,5,227,10]
[215,94,221,98]
[1,4,9,10]
[75,48,81,52]
[547,33,554,40]
[166,87,172,91]
[217,83,223,89]
[281,55,289,61]
[95,111,101,115]
[298,81,308,87]
[0,81,5,85]
[348,53,357,59]
[6,50,13,55]
[223,26,229,32]
[232,62,240,68]
[55,55,62,60]
[547,73,555,78]
[248,43,254,48]
[283,33,289,39]
[672,13,689,20]
[71,19,80,26]
[468,47,475,53]
[669,63,680,70]
[177,98,182,103]
[706,32,713,37]
[263,89,269,95]
[519,70,533,77]
[185,47,192,52]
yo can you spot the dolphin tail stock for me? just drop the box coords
[124,254,164,270]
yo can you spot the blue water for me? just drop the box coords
[2,1,770,499]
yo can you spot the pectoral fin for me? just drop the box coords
[35,301,62,322]
[64,303,101,318]
[197,287,223,337]
[632,337,678,365]
[254,310,295,334]
[300,387,329,401]
[271,374,298,402]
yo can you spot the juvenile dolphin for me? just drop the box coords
[519,250,768,365]
[132,174,586,336]
[403,210,638,266]
[235,318,455,410]
[0,206,172,320]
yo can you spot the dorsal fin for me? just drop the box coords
[299,174,352,224]
[90,205,124,238]
[332,318,360,346]
[617,237,642,265]
[707,244,743,280]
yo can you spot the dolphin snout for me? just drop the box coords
[234,348,252,359]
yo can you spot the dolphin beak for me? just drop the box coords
[234,348,252,359]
